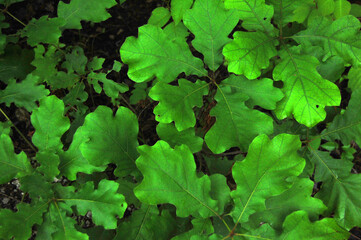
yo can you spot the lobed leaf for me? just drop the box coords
[57,0,118,29]
[149,79,209,131]
[321,88,361,146]
[59,179,127,229]
[79,106,139,177]
[230,134,305,224]
[183,0,239,71]
[120,24,207,83]
[223,31,278,79]
[134,141,228,218]
[273,46,341,127]
[205,76,274,153]
[224,0,275,34]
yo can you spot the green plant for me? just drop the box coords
[1,0,361,239]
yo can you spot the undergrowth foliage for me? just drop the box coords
[0,0,361,239]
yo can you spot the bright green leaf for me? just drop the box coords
[205,77,274,153]
[267,0,315,26]
[317,0,335,16]
[273,46,341,127]
[171,0,193,24]
[183,0,239,71]
[279,211,349,239]
[148,7,171,27]
[220,75,283,110]
[88,72,129,100]
[223,31,278,79]
[334,0,351,19]
[224,0,275,34]
[37,202,88,240]
[59,129,106,181]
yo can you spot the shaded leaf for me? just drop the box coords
[134,141,226,218]
[21,16,65,46]
[156,123,203,153]
[0,133,31,184]
[57,0,117,29]
[79,106,139,177]
[149,79,208,131]
[59,179,127,229]
[316,174,361,230]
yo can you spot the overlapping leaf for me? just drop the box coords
[267,0,315,26]
[115,205,176,240]
[224,0,275,34]
[0,201,47,240]
[273,46,341,127]
[0,133,31,184]
[59,179,127,229]
[36,202,88,240]
[156,123,203,153]
[279,211,349,239]
[230,134,305,224]
[307,147,353,182]
[120,24,207,83]
[78,106,139,176]
[294,15,361,67]
[149,79,208,131]
[21,16,65,46]
[0,45,34,83]
[171,0,193,24]
[58,129,106,181]
[316,174,361,230]
[205,77,275,153]
[183,0,239,71]
[0,74,49,111]
[321,88,361,146]
[249,178,327,230]
[134,141,228,218]
[221,75,283,110]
